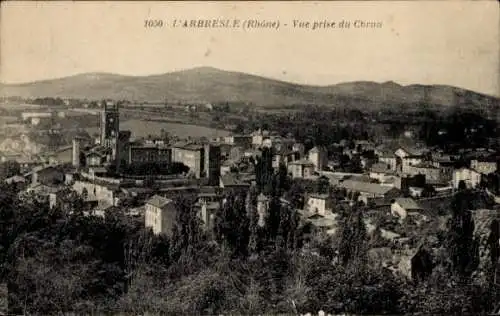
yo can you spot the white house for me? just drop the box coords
[391,197,424,220]
[306,194,333,216]
[369,162,397,182]
[452,167,482,189]
[145,195,177,236]
[308,146,328,172]
[288,159,315,179]
[339,179,400,205]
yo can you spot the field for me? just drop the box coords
[86,119,231,139]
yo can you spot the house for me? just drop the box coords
[301,211,338,233]
[251,129,269,147]
[354,140,376,152]
[471,158,498,175]
[72,180,117,206]
[394,147,428,173]
[145,195,177,236]
[378,154,397,172]
[306,194,333,216]
[369,162,397,182]
[452,167,482,189]
[128,143,171,165]
[85,148,109,167]
[339,179,400,205]
[308,146,328,172]
[224,134,252,147]
[292,143,305,156]
[219,173,250,193]
[288,159,315,179]
[431,158,455,184]
[404,162,442,184]
[395,147,427,159]
[273,150,300,169]
[171,142,221,182]
[26,183,66,209]
[26,165,66,186]
[391,197,424,220]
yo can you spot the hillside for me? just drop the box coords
[1,67,499,112]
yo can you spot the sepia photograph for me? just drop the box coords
[0,1,499,315]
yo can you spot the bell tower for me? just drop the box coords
[100,101,120,148]
[99,101,120,168]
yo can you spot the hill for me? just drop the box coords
[1,67,499,113]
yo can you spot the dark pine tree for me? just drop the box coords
[338,204,367,267]
[446,189,479,279]
[487,219,500,284]
[214,193,250,258]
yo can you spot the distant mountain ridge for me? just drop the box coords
[1,67,498,112]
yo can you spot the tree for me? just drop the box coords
[284,181,305,210]
[214,194,250,258]
[0,160,20,180]
[314,176,330,195]
[446,190,480,279]
[487,219,500,284]
[338,205,367,267]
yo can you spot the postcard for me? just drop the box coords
[0,1,499,315]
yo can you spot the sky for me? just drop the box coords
[1,1,499,96]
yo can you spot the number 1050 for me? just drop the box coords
[144,20,164,28]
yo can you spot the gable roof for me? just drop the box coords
[394,197,422,210]
[146,195,173,209]
[309,193,330,200]
[220,173,249,187]
[289,159,315,166]
[308,146,326,154]
[339,180,398,195]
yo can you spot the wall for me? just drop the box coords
[402,157,424,174]
[453,169,482,188]
[73,180,115,205]
[128,146,171,164]
[172,147,202,178]
[471,160,497,175]
[379,156,397,171]
[307,197,330,215]
[145,203,177,236]
[390,202,408,219]
[405,166,441,184]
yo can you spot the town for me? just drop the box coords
[0,94,499,315]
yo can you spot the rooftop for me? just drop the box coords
[146,195,173,209]
[393,197,423,210]
[220,173,250,187]
[339,179,398,195]
[370,162,395,174]
[309,193,330,200]
[289,159,315,166]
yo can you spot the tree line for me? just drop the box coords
[0,174,499,314]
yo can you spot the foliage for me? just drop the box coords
[0,160,20,180]
[0,176,498,314]
[446,189,480,279]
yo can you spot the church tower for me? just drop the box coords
[99,101,120,166]
[100,101,120,147]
